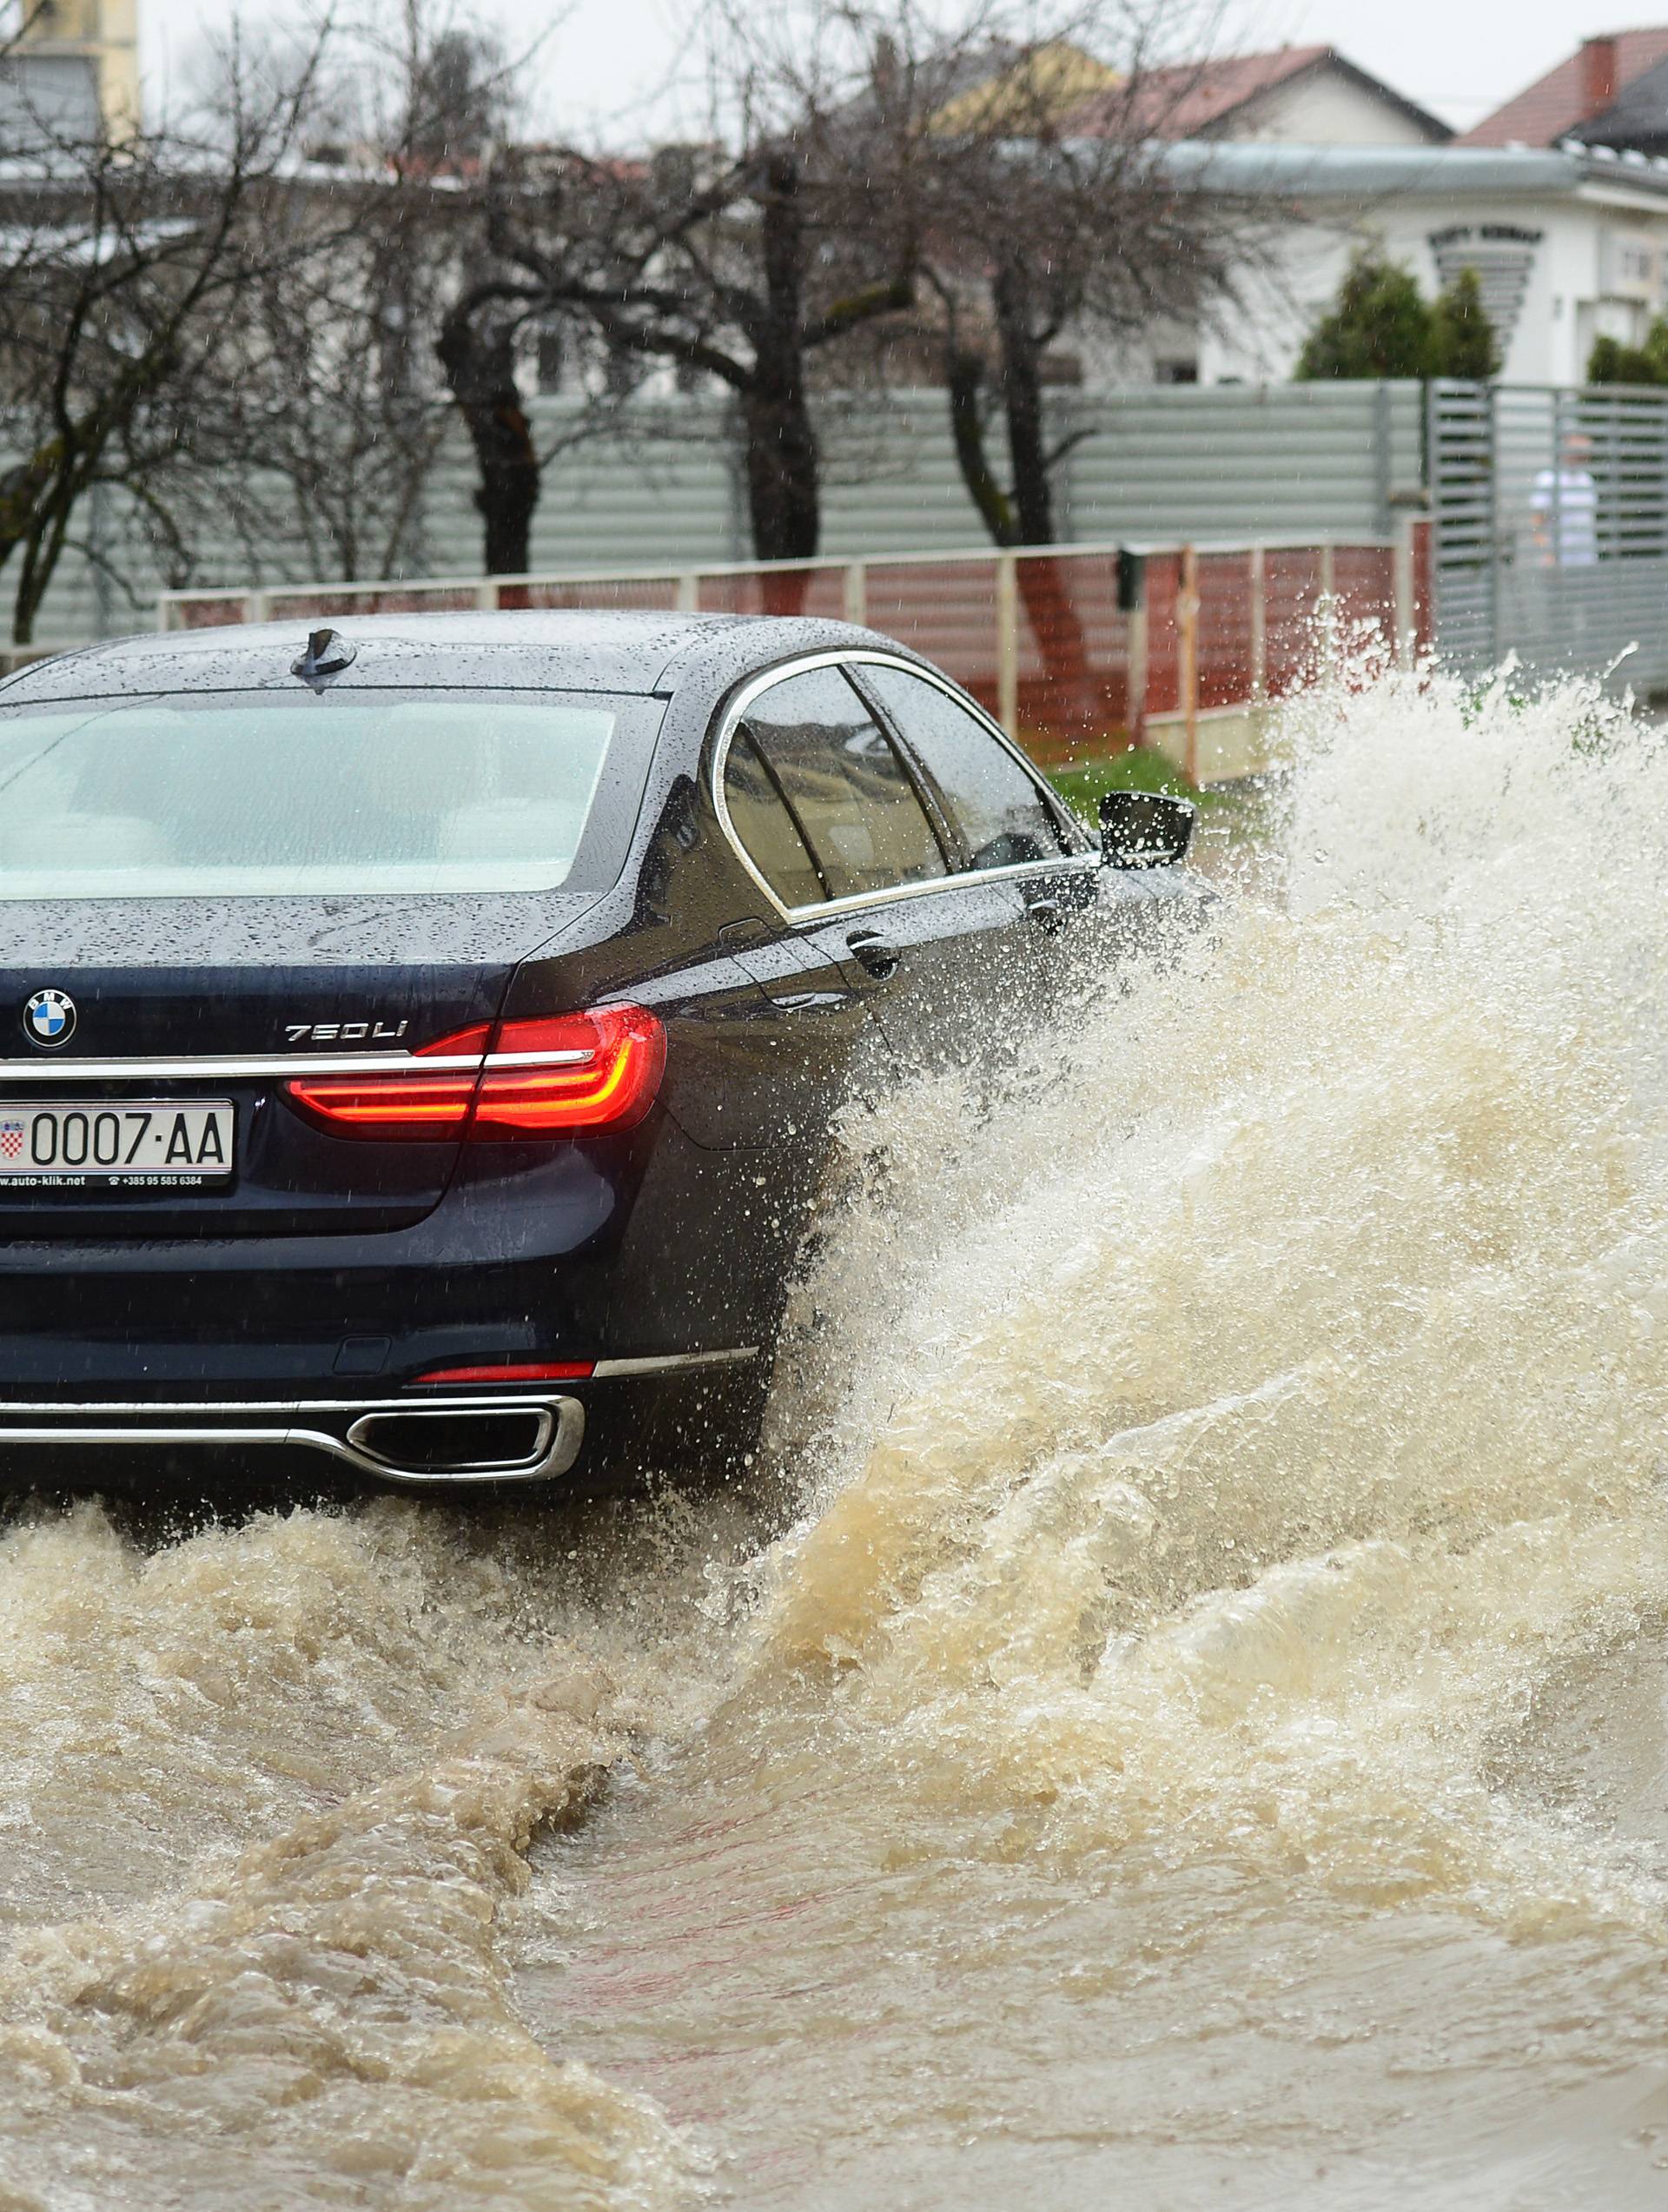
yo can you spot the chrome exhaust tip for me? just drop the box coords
[345,1406,566,1480]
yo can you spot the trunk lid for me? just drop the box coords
[0,890,601,1238]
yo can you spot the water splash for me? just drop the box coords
[747,661,1668,1927]
[8,661,1668,2203]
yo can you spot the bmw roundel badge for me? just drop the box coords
[22,988,76,1049]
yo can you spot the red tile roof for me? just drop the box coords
[1460,28,1668,146]
[1072,44,1331,139]
[1069,44,1447,142]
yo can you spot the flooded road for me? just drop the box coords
[7,665,1668,2206]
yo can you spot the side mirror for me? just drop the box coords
[1098,789,1196,870]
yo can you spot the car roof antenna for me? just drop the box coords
[291,626,357,680]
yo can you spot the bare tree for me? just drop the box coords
[204,178,454,584]
[0,34,334,642]
[430,4,925,590]
[841,0,1263,733]
[196,7,506,585]
[915,8,1245,546]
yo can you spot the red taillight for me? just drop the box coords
[283,1023,488,1138]
[473,1008,665,1136]
[283,1007,665,1142]
[413,1360,596,1384]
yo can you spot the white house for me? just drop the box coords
[1137,142,1668,387]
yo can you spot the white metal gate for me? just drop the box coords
[1429,380,1668,688]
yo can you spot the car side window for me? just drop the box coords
[739,666,948,902]
[722,730,827,909]
[860,665,1069,871]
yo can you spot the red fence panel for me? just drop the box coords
[862,559,1002,716]
[509,577,681,612]
[1195,551,1255,710]
[697,566,848,618]
[1331,545,1398,664]
[156,531,1429,782]
[1013,552,1130,764]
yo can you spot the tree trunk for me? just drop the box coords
[739,381,820,610]
[436,304,539,575]
[991,267,1101,750]
[741,155,820,613]
[944,348,1017,546]
[991,266,1056,546]
[0,447,86,646]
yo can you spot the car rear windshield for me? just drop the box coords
[0,687,662,900]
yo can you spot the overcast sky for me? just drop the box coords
[137,0,1635,136]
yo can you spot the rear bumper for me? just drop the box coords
[0,1390,587,1487]
[0,1121,780,1394]
[0,1348,763,1489]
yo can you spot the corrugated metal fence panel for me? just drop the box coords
[820,401,1010,556]
[1062,382,1423,543]
[10,382,1423,646]
[819,384,1426,553]
[494,413,743,574]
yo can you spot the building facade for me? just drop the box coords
[1143,144,1668,388]
[1,0,140,141]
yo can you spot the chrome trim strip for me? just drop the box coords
[483,1049,592,1069]
[590,1347,760,1377]
[0,1391,586,1487]
[0,1048,590,1084]
[780,851,1100,924]
[0,1394,551,1413]
[710,648,1094,930]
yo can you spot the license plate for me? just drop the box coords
[0,1100,235,1186]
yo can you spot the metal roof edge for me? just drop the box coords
[1102,138,1668,202]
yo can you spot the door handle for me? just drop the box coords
[1025,897,1064,935]
[845,929,901,979]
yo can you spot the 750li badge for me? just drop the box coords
[22,989,75,1049]
[284,1020,409,1045]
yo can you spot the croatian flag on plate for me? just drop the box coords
[0,1121,23,1160]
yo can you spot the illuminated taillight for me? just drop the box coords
[413,1360,596,1384]
[282,1007,665,1142]
[284,1023,489,1138]
[473,1008,665,1136]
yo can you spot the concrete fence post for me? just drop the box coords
[1179,544,1200,784]
[1248,545,1267,705]
[674,573,699,613]
[843,560,867,627]
[996,553,1019,736]
[1393,520,1416,671]
[1317,540,1338,675]
[474,579,499,612]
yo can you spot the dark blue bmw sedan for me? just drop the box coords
[0,611,1196,1490]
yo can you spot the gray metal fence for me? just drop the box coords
[1429,380,1668,689]
[6,381,1426,649]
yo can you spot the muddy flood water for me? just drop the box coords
[7,666,1668,2209]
